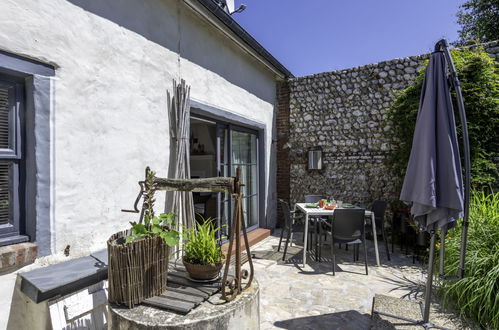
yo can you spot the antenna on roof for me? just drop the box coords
[214,0,246,16]
[230,4,247,15]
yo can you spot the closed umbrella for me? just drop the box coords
[377,39,471,329]
[400,48,464,232]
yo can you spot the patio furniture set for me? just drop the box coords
[278,195,391,274]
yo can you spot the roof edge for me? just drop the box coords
[192,0,293,78]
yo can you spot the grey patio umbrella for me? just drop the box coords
[399,48,464,232]
[375,39,471,329]
[168,80,195,230]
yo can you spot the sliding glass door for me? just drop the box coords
[217,124,259,238]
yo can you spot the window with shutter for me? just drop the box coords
[0,76,23,244]
[0,87,10,226]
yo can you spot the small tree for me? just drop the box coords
[387,47,499,191]
[456,0,499,45]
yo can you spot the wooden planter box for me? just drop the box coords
[107,230,170,308]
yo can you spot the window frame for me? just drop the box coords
[0,49,54,248]
[0,74,25,242]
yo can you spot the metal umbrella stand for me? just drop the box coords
[372,39,471,329]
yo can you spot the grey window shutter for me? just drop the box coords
[0,87,11,225]
[0,162,11,225]
[0,86,9,149]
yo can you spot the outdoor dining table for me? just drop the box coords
[294,203,381,267]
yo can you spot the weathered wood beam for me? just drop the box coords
[154,177,235,193]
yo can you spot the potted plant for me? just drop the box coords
[107,169,180,308]
[182,218,225,281]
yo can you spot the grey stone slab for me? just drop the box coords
[20,255,107,303]
[90,248,108,265]
[372,294,423,321]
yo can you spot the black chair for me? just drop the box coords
[304,195,326,204]
[324,209,368,275]
[365,200,390,261]
[278,199,317,261]
[304,195,351,255]
[304,195,328,258]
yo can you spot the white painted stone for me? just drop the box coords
[0,0,279,326]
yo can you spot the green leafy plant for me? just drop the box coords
[387,47,499,190]
[125,169,180,246]
[183,218,224,265]
[125,212,180,246]
[437,191,499,329]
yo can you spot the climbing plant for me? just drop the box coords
[387,46,499,191]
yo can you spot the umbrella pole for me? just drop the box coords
[435,39,471,280]
[423,229,437,323]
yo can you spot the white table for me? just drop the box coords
[294,203,381,267]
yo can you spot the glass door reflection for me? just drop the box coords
[217,125,259,240]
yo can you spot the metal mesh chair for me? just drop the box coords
[304,195,326,203]
[304,195,328,259]
[365,200,390,261]
[324,208,368,275]
[278,199,317,261]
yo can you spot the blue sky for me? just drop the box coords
[234,0,465,76]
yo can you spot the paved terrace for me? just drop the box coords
[244,231,476,330]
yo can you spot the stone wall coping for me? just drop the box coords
[19,249,107,303]
[289,40,499,82]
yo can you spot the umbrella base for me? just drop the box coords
[371,295,450,330]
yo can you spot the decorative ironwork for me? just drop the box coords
[122,166,254,302]
[220,167,254,301]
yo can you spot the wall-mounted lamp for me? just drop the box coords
[307,146,323,170]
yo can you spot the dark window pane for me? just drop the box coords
[0,161,12,225]
[0,85,10,149]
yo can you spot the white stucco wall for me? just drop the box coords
[0,0,278,327]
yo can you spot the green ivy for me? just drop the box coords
[387,47,499,190]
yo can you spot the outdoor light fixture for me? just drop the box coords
[307,146,322,170]
[230,4,247,15]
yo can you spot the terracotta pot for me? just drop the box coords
[183,257,224,280]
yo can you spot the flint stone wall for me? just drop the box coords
[286,41,499,208]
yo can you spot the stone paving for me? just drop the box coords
[244,231,476,330]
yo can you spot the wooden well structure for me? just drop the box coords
[121,166,254,302]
